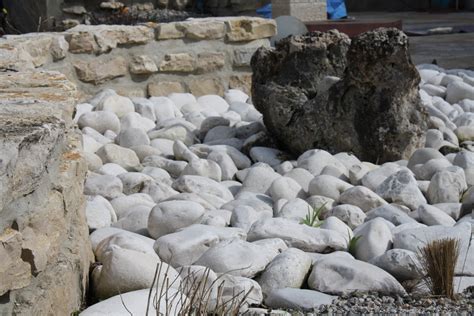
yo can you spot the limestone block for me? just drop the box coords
[91,25,154,45]
[0,43,35,71]
[8,34,54,67]
[225,17,277,42]
[177,20,226,40]
[148,81,185,97]
[65,31,98,54]
[155,23,185,39]
[159,53,195,72]
[100,1,125,9]
[230,74,252,95]
[233,47,258,67]
[188,78,225,97]
[272,0,327,22]
[0,33,55,69]
[74,56,128,84]
[66,25,154,54]
[129,55,158,75]
[196,52,226,73]
[50,36,69,61]
[0,229,32,295]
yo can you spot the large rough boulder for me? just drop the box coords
[252,28,429,163]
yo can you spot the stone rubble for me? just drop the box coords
[79,61,474,314]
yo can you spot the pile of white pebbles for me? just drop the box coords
[78,64,474,315]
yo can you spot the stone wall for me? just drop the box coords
[0,71,93,315]
[0,17,276,101]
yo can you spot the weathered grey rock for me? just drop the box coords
[327,204,366,229]
[94,231,156,260]
[413,158,452,180]
[427,167,467,204]
[85,195,117,230]
[82,127,113,145]
[250,147,285,167]
[142,156,187,178]
[148,200,205,239]
[370,249,421,281]
[117,172,153,195]
[111,205,151,235]
[130,145,162,162]
[284,168,314,193]
[93,246,180,300]
[247,217,347,253]
[96,94,135,118]
[116,128,150,148]
[78,111,121,134]
[365,204,416,226]
[252,28,428,163]
[109,193,155,219]
[83,152,103,172]
[98,163,128,177]
[375,169,427,210]
[81,289,182,315]
[207,151,238,181]
[141,181,179,203]
[265,288,336,312]
[173,175,233,202]
[96,144,140,171]
[418,204,456,226]
[180,158,222,182]
[149,138,176,158]
[240,165,281,194]
[393,222,472,274]
[446,80,474,104]
[453,150,474,170]
[338,186,387,212]
[308,257,406,295]
[276,198,312,222]
[154,224,245,267]
[434,203,462,220]
[74,103,93,124]
[361,163,401,191]
[407,148,446,170]
[84,174,123,200]
[320,216,353,241]
[309,175,352,201]
[230,205,272,233]
[252,238,289,256]
[257,248,312,296]
[352,218,393,262]
[297,149,347,176]
[195,238,276,278]
[269,177,306,202]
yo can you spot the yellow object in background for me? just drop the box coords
[2,8,7,15]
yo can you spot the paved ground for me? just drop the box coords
[352,11,474,70]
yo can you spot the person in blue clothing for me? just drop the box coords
[327,0,348,20]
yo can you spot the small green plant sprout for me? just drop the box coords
[301,203,326,227]
[348,232,362,256]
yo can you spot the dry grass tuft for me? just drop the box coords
[143,262,253,315]
[417,238,460,299]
